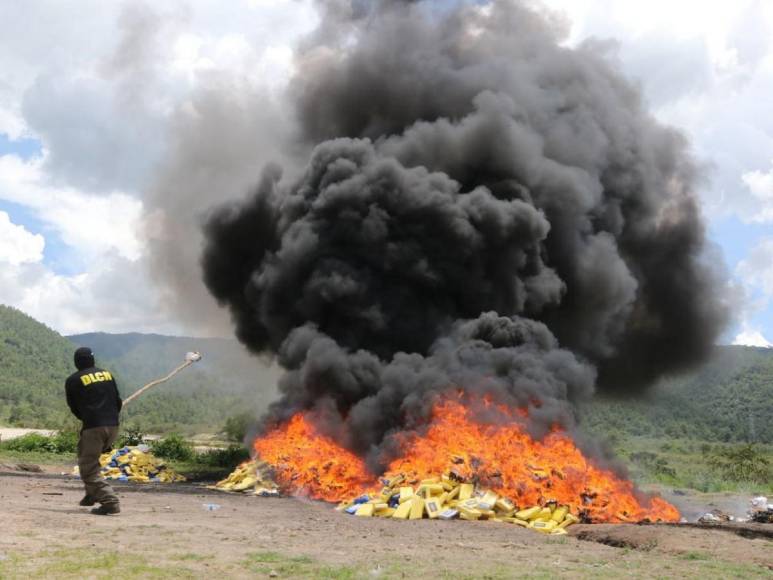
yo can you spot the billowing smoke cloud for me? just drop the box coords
[201,0,728,466]
[145,84,299,336]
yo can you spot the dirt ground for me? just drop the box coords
[1,465,771,579]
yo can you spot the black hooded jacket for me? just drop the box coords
[65,348,122,428]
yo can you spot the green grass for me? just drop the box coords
[684,558,773,578]
[679,551,711,561]
[166,459,232,481]
[510,554,773,580]
[0,548,197,579]
[242,551,360,578]
[170,553,215,562]
[611,437,773,494]
[385,553,773,580]
[0,448,75,465]
[3,543,771,580]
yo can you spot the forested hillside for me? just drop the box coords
[2,304,772,444]
[0,305,77,427]
[579,346,773,444]
[0,306,280,432]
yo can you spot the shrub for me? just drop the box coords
[51,430,79,453]
[223,412,253,443]
[629,451,677,479]
[150,433,195,462]
[116,426,146,448]
[1,431,78,454]
[197,445,250,468]
[708,444,770,484]
[1,433,50,452]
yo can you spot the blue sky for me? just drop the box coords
[0,133,80,275]
[0,0,771,344]
[0,134,41,159]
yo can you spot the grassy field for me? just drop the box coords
[612,437,773,495]
[1,543,770,579]
[0,448,72,466]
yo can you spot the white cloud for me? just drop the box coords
[733,328,772,348]
[0,151,178,334]
[0,154,142,261]
[734,238,773,342]
[0,1,316,335]
[742,160,773,222]
[1,0,316,195]
[0,154,172,334]
[737,238,773,299]
[0,210,44,265]
[0,254,179,335]
[544,0,773,223]
[745,162,773,200]
[0,86,26,139]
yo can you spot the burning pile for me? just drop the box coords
[194,0,725,531]
[253,397,679,524]
[336,471,579,534]
[74,446,185,483]
[212,459,280,496]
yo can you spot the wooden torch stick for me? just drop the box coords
[122,352,201,407]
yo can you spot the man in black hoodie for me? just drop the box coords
[65,347,122,515]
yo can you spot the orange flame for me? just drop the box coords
[253,413,372,502]
[253,396,679,522]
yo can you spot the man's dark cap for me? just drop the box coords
[74,347,95,370]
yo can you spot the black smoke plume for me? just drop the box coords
[201,0,728,466]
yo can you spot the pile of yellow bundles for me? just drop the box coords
[335,472,578,535]
[82,446,185,483]
[213,459,280,496]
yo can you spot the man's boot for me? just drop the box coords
[91,503,120,515]
[79,494,96,507]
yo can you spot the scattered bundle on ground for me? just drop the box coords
[212,459,280,496]
[335,471,578,535]
[750,496,772,524]
[699,496,773,524]
[73,446,185,483]
[750,509,773,524]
